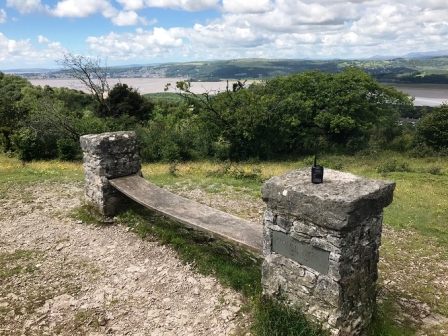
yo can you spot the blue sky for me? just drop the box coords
[1,0,448,70]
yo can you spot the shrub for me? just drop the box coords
[408,143,435,158]
[57,138,79,161]
[427,166,442,175]
[10,128,57,161]
[377,159,412,174]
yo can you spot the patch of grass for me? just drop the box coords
[0,250,41,279]
[70,203,111,225]
[0,154,83,185]
[368,296,418,336]
[251,297,329,336]
[377,158,412,174]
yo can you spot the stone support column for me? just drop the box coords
[261,168,395,336]
[80,131,141,217]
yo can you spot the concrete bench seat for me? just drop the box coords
[109,174,263,254]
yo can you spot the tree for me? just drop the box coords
[57,52,111,115]
[417,103,448,151]
[97,83,154,121]
[0,72,32,152]
[168,68,413,159]
[261,67,413,153]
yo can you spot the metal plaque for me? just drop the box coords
[272,231,330,275]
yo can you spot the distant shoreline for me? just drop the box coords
[28,78,448,106]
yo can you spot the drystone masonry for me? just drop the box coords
[261,168,395,336]
[80,131,141,217]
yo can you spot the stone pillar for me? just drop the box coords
[261,168,395,336]
[80,131,141,217]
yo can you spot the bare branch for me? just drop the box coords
[57,52,111,113]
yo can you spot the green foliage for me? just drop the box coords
[96,83,154,121]
[10,127,56,161]
[171,68,412,161]
[427,166,442,175]
[408,143,435,158]
[57,138,79,161]
[377,158,412,174]
[206,161,263,182]
[252,297,329,336]
[416,103,448,151]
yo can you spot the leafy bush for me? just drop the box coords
[57,138,79,161]
[10,128,57,161]
[408,143,435,158]
[377,158,412,174]
[427,166,442,175]
[417,103,448,151]
[206,161,263,182]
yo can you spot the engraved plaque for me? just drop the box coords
[272,231,330,274]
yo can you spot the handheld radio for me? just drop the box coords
[311,137,324,184]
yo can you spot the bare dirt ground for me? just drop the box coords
[0,182,251,336]
[1,180,447,335]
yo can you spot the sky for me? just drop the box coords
[1,0,448,70]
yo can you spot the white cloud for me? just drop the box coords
[0,33,66,67]
[6,0,44,13]
[111,10,151,26]
[49,0,116,18]
[0,9,7,23]
[86,27,183,60]
[38,35,50,43]
[142,0,219,11]
[4,0,448,67]
[116,0,145,11]
[222,0,273,14]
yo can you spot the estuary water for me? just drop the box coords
[29,78,448,107]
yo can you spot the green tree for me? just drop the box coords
[262,67,412,153]
[416,103,448,151]
[0,72,32,152]
[170,68,412,159]
[96,83,154,121]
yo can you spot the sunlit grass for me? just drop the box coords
[140,154,448,247]
[0,155,83,184]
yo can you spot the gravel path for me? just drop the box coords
[0,182,250,335]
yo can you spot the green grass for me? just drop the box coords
[0,155,84,185]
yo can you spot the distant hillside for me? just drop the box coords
[9,56,448,85]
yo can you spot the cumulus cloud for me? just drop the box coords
[86,27,183,60]
[48,0,116,18]
[6,0,45,13]
[222,0,273,14]
[142,0,219,11]
[0,33,66,66]
[111,10,153,26]
[4,0,448,66]
[77,0,447,62]
[0,9,7,23]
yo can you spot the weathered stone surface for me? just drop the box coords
[80,131,141,217]
[262,168,395,336]
[261,168,395,230]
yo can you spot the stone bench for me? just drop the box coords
[80,131,395,336]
